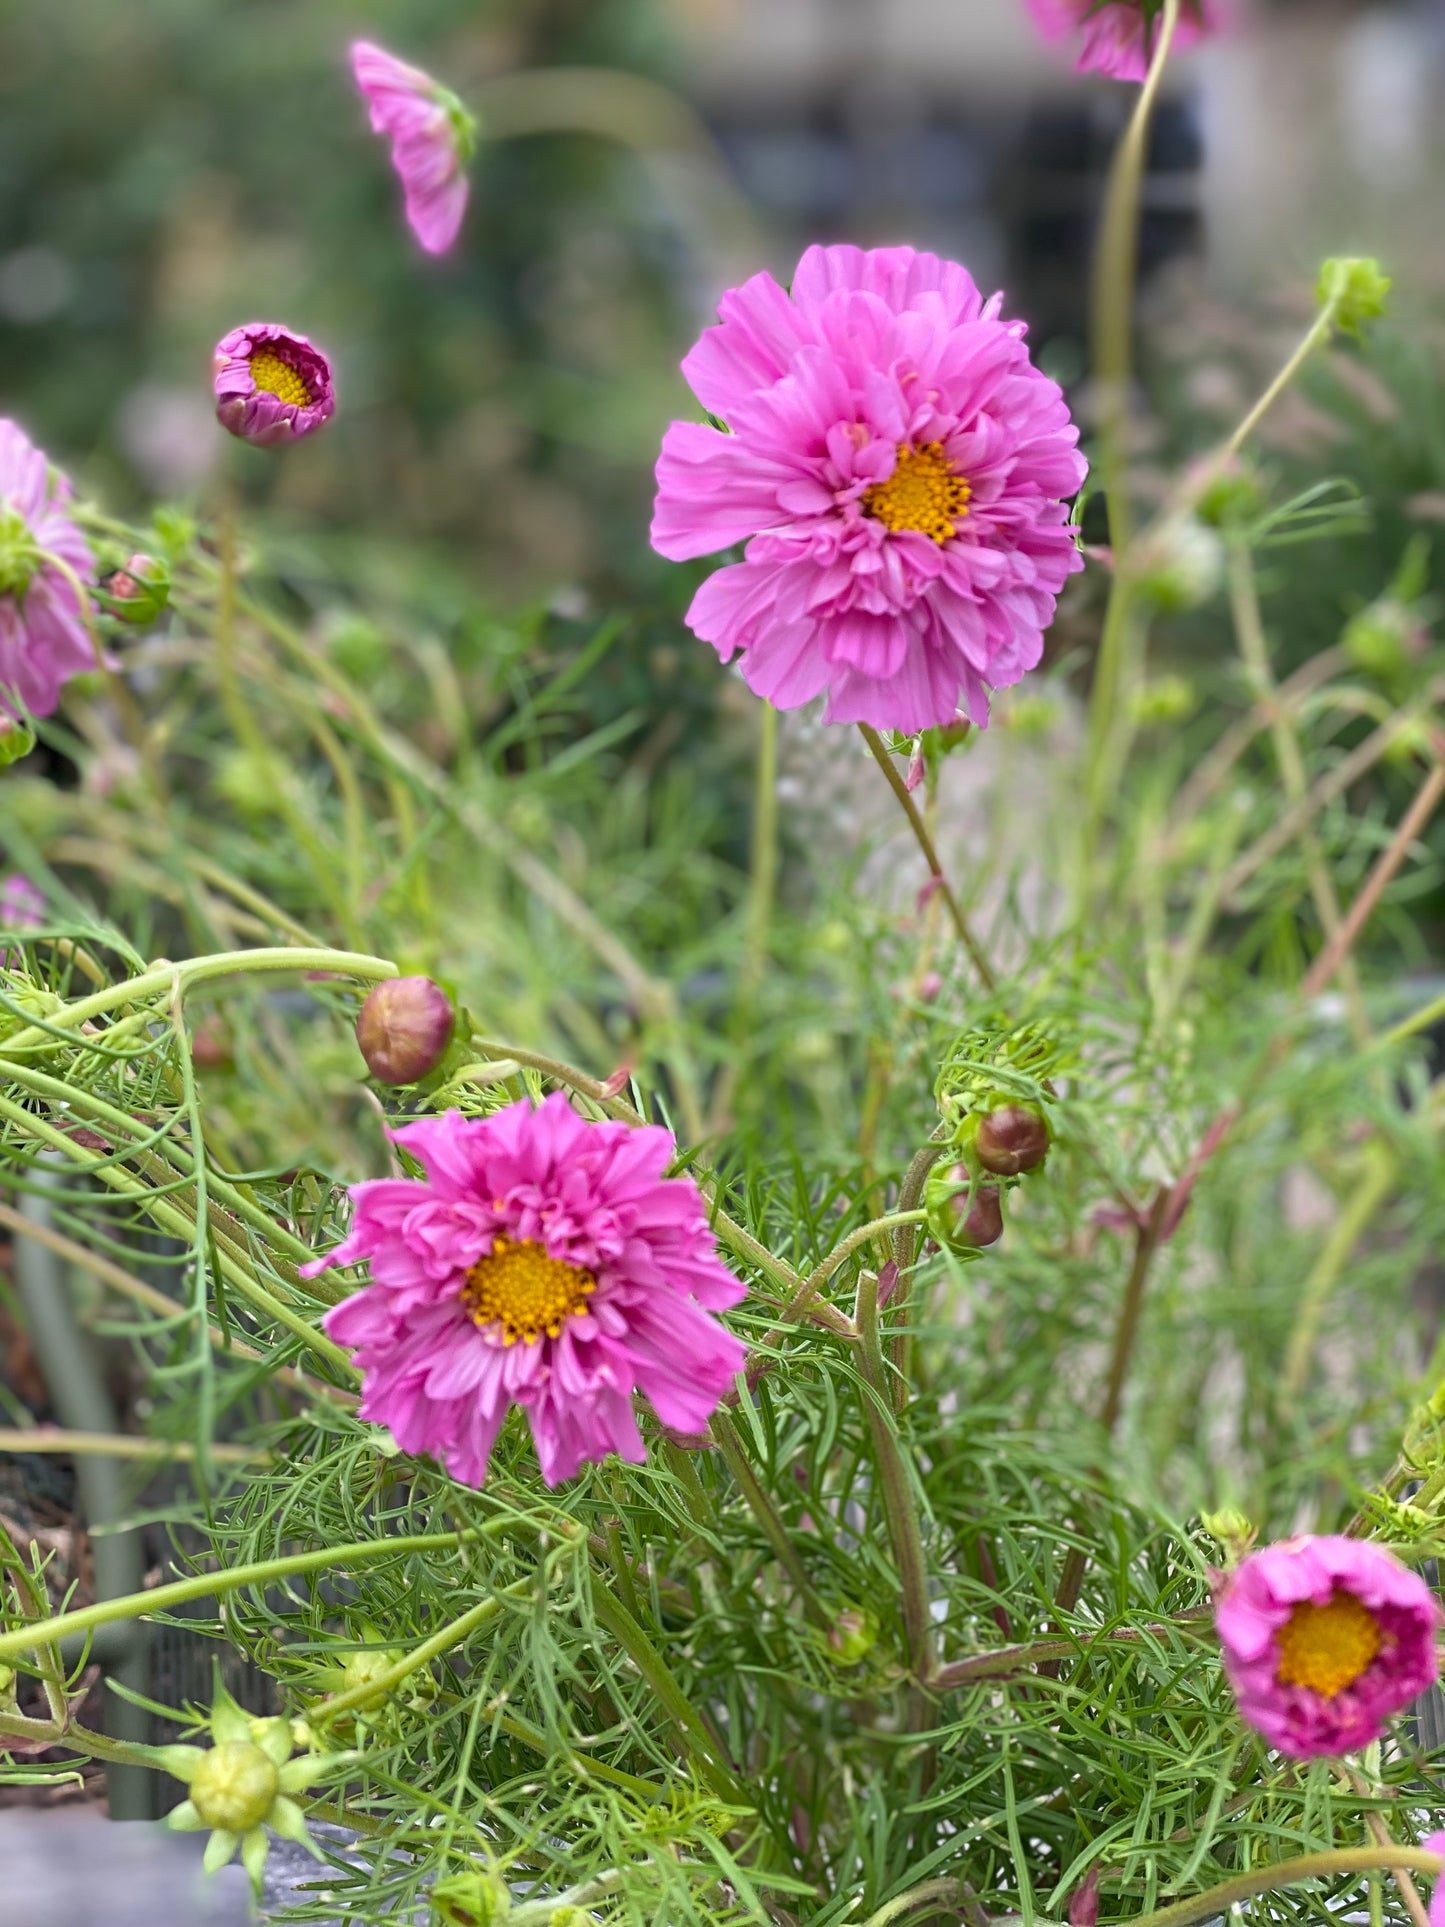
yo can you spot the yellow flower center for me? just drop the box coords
[248,348,312,409]
[461,1237,596,1346]
[862,442,972,545]
[1275,1590,1383,1698]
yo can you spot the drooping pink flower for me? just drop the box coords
[1024,0,1219,82]
[1215,1535,1442,1758]
[304,1094,746,1487]
[212,324,336,448]
[651,245,1086,734]
[351,41,475,256]
[1423,1832,1445,1927]
[0,420,96,718]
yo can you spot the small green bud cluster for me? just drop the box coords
[1316,256,1391,337]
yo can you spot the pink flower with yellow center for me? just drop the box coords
[212,324,336,448]
[1215,1535,1442,1758]
[302,1095,747,1488]
[0,420,96,719]
[1024,0,1220,82]
[651,244,1086,735]
[351,41,475,256]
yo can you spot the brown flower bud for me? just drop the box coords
[355,976,455,1086]
[956,1178,1004,1248]
[975,1105,1049,1176]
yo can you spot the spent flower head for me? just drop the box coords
[160,1687,336,1894]
[1317,257,1392,338]
[651,244,1085,734]
[352,41,475,255]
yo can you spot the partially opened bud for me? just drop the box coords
[214,322,336,447]
[1069,1866,1101,1927]
[189,1741,280,1833]
[975,1105,1050,1177]
[106,552,170,625]
[356,976,455,1085]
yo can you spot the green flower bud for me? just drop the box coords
[825,1607,880,1667]
[1193,458,1265,530]
[0,714,36,768]
[1342,598,1421,687]
[1127,675,1198,727]
[975,1105,1050,1177]
[1201,1506,1257,1564]
[432,1870,512,1927]
[340,1646,403,1710]
[356,976,456,1086]
[188,1740,280,1833]
[1135,520,1223,614]
[1317,256,1391,337]
[924,1164,1005,1254]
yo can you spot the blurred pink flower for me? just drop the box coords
[0,873,44,929]
[212,324,336,448]
[651,245,1085,734]
[1024,0,1218,81]
[1215,1534,1441,1758]
[0,419,95,718]
[351,41,474,256]
[1424,1832,1445,1927]
[304,1094,747,1487]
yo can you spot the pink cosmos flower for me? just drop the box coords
[304,1094,746,1487]
[212,324,336,448]
[1024,0,1218,82]
[0,420,96,719]
[351,41,475,256]
[651,245,1086,734]
[1215,1534,1442,1758]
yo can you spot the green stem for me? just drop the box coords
[711,1409,831,1629]
[0,1429,260,1464]
[1081,0,1181,851]
[0,1529,479,1665]
[588,1583,742,1803]
[0,947,397,1057]
[855,1269,934,1693]
[0,1092,353,1374]
[1128,1847,1444,1927]
[861,1879,965,1927]
[712,701,780,1129]
[859,726,996,990]
[310,1595,508,1726]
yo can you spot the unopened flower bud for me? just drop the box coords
[356,976,455,1086]
[957,1180,1004,1247]
[1135,519,1223,614]
[923,1165,1004,1253]
[431,1870,512,1927]
[0,715,36,768]
[106,552,170,625]
[1342,599,1422,687]
[825,1607,879,1667]
[188,1740,280,1833]
[1069,1866,1101,1927]
[1318,256,1391,337]
[975,1105,1050,1176]
[1201,1506,1257,1565]
[1128,675,1197,727]
[340,1646,402,1710]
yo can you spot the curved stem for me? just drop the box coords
[861,1879,965,1927]
[711,1409,831,1629]
[0,1529,480,1666]
[858,726,996,989]
[0,947,397,1057]
[1128,1847,1444,1927]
